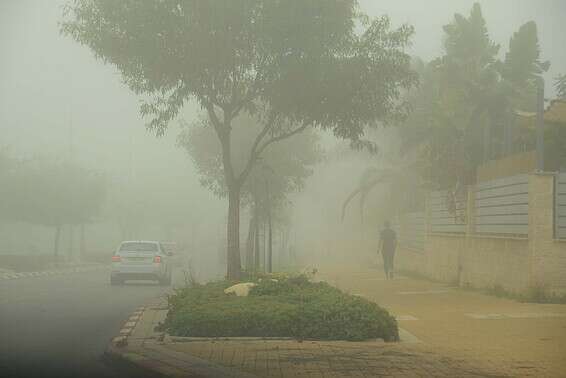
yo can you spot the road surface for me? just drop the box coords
[0,267,181,378]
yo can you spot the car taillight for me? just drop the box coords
[111,255,121,262]
[153,256,161,263]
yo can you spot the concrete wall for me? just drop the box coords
[528,174,566,295]
[460,236,529,293]
[396,173,566,295]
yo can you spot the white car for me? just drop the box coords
[110,241,173,285]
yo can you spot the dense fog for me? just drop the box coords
[2,0,564,275]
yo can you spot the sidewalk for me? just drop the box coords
[106,265,566,377]
[110,302,509,377]
[320,264,566,377]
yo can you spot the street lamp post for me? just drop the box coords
[536,79,545,171]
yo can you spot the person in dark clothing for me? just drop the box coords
[379,221,397,279]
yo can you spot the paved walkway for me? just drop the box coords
[112,264,566,377]
[319,265,566,377]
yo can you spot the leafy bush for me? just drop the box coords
[159,275,399,342]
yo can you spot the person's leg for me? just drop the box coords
[383,251,392,279]
[383,251,393,279]
[389,252,395,279]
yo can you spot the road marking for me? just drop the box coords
[398,328,422,343]
[466,312,566,320]
[398,289,452,295]
[396,315,419,321]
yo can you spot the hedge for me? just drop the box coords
[159,275,399,342]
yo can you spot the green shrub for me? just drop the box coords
[159,275,399,342]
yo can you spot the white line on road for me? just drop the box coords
[465,312,566,320]
[398,289,452,295]
[396,315,419,321]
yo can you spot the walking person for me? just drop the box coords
[379,221,397,279]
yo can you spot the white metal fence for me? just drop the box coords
[430,190,466,233]
[475,174,529,235]
[556,173,566,239]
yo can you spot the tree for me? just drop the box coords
[178,112,321,272]
[62,1,416,279]
[503,21,550,89]
[2,157,105,258]
[555,74,566,99]
[399,5,549,190]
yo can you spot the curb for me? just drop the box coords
[105,305,258,378]
[110,306,146,348]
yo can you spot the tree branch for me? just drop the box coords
[230,69,263,119]
[206,103,236,186]
[236,111,278,185]
[255,122,309,157]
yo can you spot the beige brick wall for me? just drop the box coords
[528,174,566,295]
[460,237,529,293]
[397,235,529,292]
[396,173,566,295]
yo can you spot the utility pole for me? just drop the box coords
[68,106,74,262]
[536,79,545,171]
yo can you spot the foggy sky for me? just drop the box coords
[1,0,565,178]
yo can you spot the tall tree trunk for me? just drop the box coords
[267,209,273,273]
[265,179,273,273]
[254,203,261,272]
[53,225,61,259]
[245,215,255,272]
[226,187,242,280]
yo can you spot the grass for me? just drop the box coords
[158,273,399,342]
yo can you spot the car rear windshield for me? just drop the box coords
[119,242,158,252]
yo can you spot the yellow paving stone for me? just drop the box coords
[158,263,566,377]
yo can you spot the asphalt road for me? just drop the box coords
[0,267,180,378]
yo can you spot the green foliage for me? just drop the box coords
[555,74,566,99]
[544,123,566,171]
[160,276,399,341]
[504,21,550,87]
[178,114,321,207]
[398,4,550,190]
[61,0,416,141]
[0,155,105,227]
